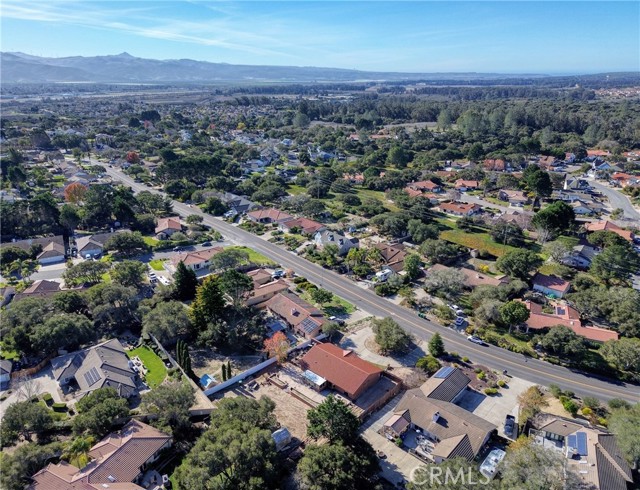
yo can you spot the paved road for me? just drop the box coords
[100,163,640,403]
[588,180,640,222]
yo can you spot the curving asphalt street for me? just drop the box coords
[588,180,640,222]
[100,163,639,403]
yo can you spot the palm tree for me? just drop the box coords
[63,435,95,468]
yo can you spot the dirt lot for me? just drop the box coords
[190,348,262,380]
[251,379,312,441]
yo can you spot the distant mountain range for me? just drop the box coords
[1,52,547,84]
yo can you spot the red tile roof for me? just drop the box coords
[454,179,479,189]
[532,273,571,295]
[265,292,325,328]
[247,208,293,223]
[585,220,634,242]
[300,343,382,397]
[281,217,325,234]
[483,159,506,171]
[407,180,440,192]
[170,247,223,267]
[155,217,181,234]
[520,300,618,342]
[439,202,481,215]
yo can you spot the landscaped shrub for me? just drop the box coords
[497,380,507,388]
[394,437,403,447]
[477,371,486,380]
[462,356,470,363]
[484,388,498,396]
[549,384,562,398]
[42,393,53,405]
[562,398,579,417]
[52,402,68,412]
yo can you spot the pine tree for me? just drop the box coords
[173,261,198,301]
[428,332,445,358]
[189,276,226,337]
[226,361,232,379]
[221,363,227,381]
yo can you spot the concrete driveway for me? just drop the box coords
[0,366,63,420]
[340,326,427,369]
[455,375,534,439]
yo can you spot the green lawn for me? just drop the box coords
[227,246,277,266]
[287,184,307,196]
[440,228,519,258]
[0,345,20,361]
[127,346,167,388]
[149,259,166,271]
[300,290,356,316]
[143,236,160,247]
[354,187,400,212]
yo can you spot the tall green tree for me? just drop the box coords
[219,270,253,307]
[372,317,412,355]
[173,261,199,301]
[141,301,191,347]
[428,332,445,358]
[110,260,147,288]
[608,403,640,468]
[0,442,63,490]
[600,338,640,373]
[141,381,195,437]
[72,387,130,438]
[307,395,360,444]
[0,401,54,445]
[189,275,226,337]
[404,253,422,281]
[496,249,542,280]
[499,301,530,331]
[174,397,278,490]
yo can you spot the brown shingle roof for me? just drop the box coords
[155,216,181,234]
[247,208,293,223]
[265,292,324,328]
[419,367,471,402]
[532,273,571,294]
[585,220,634,242]
[170,246,223,267]
[300,343,382,397]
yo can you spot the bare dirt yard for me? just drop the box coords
[251,379,312,441]
[190,348,262,381]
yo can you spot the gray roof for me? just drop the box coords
[537,418,583,437]
[51,339,137,398]
[595,434,633,490]
[396,390,496,460]
[0,359,12,375]
[419,367,471,402]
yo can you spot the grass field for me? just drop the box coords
[300,290,356,316]
[227,246,277,266]
[149,259,166,271]
[127,346,167,388]
[440,228,519,257]
[142,236,160,247]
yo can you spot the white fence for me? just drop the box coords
[203,335,325,397]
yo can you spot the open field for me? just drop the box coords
[149,259,166,271]
[227,246,277,266]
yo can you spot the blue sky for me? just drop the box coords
[1,1,638,73]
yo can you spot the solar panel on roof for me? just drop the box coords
[434,366,454,379]
[576,432,588,456]
[83,366,101,386]
[567,434,577,450]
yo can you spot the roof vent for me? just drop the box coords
[433,411,440,423]
[107,475,116,482]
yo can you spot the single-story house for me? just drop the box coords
[265,292,327,338]
[532,273,571,298]
[429,264,509,289]
[313,230,358,256]
[419,367,470,403]
[12,279,62,302]
[343,173,365,185]
[372,242,407,273]
[564,177,590,191]
[519,300,618,342]
[439,202,482,217]
[155,216,182,239]
[585,220,634,242]
[300,343,383,400]
[29,420,171,490]
[246,279,289,306]
[170,247,224,272]
[405,180,442,194]
[390,390,496,463]
[560,244,599,269]
[214,192,256,215]
[246,208,294,224]
[75,235,104,258]
[280,217,326,235]
[531,415,633,490]
[498,190,529,206]
[538,155,558,169]
[483,159,506,171]
[454,179,479,191]
[51,339,138,398]
[36,241,67,264]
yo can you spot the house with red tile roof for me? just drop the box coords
[300,343,383,400]
[246,208,294,224]
[519,300,618,343]
[155,216,182,239]
[532,273,571,298]
[585,220,634,242]
[587,149,610,158]
[169,247,224,271]
[280,217,326,235]
[405,180,442,193]
[538,155,559,169]
[29,420,171,490]
[265,292,326,338]
[343,173,365,184]
[439,202,482,217]
[454,179,479,191]
[246,279,289,306]
[372,242,408,273]
[247,268,273,287]
[483,159,506,171]
[498,189,530,206]
[429,264,509,289]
